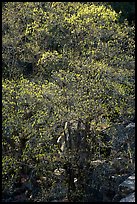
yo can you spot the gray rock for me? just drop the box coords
[119,174,135,192]
[120,192,135,202]
[113,174,135,202]
[104,124,135,150]
[102,123,135,164]
[126,123,135,128]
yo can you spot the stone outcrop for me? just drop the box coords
[54,121,135,202]
[120,192,135,202]
[2,119,135,202]
[83,157,135,202]
[80,121,135,202]
[104,123,135,158]
[113,174,135,202]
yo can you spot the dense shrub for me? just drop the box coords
[2,2,135,202]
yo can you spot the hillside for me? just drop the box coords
[2,2,135,202]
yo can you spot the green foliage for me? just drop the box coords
[2,2,134,79]
[2,2,135,202]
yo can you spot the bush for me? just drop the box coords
[2,2,135,202]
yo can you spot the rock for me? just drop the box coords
[104,124,135,150]
[85,160,114,202]
[119,174,135,192]
[54,121,135,202]
[120,192,135,202]
[93,121,135,162]
[101,123,135,164]
[113,174,135,202]
[126,122,135,128]
[84,156,135,202]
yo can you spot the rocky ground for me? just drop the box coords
[49,121,135,202]
[2,122,135,202]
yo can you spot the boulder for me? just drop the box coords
[120,192,135,202]
[104,123,135,149]
[126,122,135,128]
[84,156,135,202]
[54,121,135,202]
[84,160,116,202]
[101,123,135,163]
[119,174,135,192]
[113,174,135,202]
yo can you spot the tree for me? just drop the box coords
[2,2,135,202]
